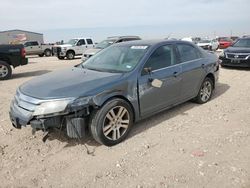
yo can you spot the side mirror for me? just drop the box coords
[144,67,152,74]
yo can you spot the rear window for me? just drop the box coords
[86,39,93,45]
[177,44,201,62]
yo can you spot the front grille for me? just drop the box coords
[14,90,40,112]
[226,53,250,60]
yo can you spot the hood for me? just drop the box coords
[55,44,72,48]
[197,42,211,46]
[20,67,123,99]
[84,48,101,55]
[225,46,250,53]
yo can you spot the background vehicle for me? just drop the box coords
[197,39,219,51]
[218,37,233,49]
[53,38,95,60]
[82,36,141,60]
[24,41,53,57]
[220,37,250,67]
[0,44,28,80]
[10,40,219,146]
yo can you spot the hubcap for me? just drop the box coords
[200,81,212,102]
[103,106,130,141]
[0,65,8,78]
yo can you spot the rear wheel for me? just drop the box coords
[0,61,12,80]
[89,98,134,146]
[194,77,214,104]
[66,51,75,60]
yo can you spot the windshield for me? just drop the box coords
[199,40,211,43]
[67,39,78,45]
[233,39,250,48]
[81,45,149,73]
[95,39,116,49]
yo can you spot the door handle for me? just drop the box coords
[173,71,179,77]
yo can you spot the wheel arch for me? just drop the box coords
[206,73,215,89]
[66,49,75,55]
[95,95,136,122]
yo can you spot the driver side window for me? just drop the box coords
[77,39,86,46]
[142,45,176,74]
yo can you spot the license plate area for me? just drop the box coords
[231,59,240,63]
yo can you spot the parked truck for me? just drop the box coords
[53,38,95,60]
[23,41,53,57]
[0,44,28,80]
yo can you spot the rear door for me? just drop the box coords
[86,39,95,48]
[176,43,206,100]
[138,44,182,117]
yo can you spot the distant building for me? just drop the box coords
[0,29,44,44]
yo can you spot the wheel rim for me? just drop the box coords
[68,53,74,59]
[45,51,51,56]
[0,64,8,78]
[103,106,130,141]
[200,81,212,102]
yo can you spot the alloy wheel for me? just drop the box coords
[200,81,212,102]
[0,64,8,78]
[102,106,130,141]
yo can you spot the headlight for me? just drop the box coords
[33,99,73,116]
[69,96,92,109]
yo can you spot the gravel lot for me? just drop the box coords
[0,56,250,188]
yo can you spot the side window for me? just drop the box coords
[77,39,86,46]
[31,41,39,46]
[177,44,201,62]
[24,42,30,47]
[143,45,176,73]
[86,39,93,45]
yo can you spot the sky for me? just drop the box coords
[0,0,250,42]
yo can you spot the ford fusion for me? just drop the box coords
[220,37,250,67]
[10,40,219,146]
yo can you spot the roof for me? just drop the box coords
[113,39,186,47]
[0,29,43,35]
[107,36,141,40]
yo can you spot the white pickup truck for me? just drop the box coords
[24,41,53,57]
[53,38,95,60]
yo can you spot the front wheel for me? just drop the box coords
[89,99,134,146]
[66,51,75,60]
[194,77,214,104]
[0,61,12,80]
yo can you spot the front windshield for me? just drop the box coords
[95,40,116,49]
[67,39,78,45]
[82,45,149,73]
[199,40,211,43]
[233,39,250,48]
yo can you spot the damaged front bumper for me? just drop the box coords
[9,90,90,138]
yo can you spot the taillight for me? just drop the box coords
[21,48,26,57]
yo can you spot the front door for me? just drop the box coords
[75,39,87,55]
[138,44,182,117]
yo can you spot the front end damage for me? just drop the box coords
[9,89,93,139]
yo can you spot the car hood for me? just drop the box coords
[20,67,124,99]
[197,43,211,46]
[55,44,72,48]
[225,47,250,53]
[84,48,101,55]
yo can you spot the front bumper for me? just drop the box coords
[220,57,250,68]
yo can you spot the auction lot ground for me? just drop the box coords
[0,56,250,188]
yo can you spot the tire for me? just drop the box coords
[44,49,52,57]
[89,98,134,146]
[66,51,75,60]
[38,54,44,57]
[57,56,65,60]
[0,61,12,80]
[194,77,214,104]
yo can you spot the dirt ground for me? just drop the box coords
[0,55,250,188]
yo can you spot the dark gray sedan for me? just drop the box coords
[10,40,219,146]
